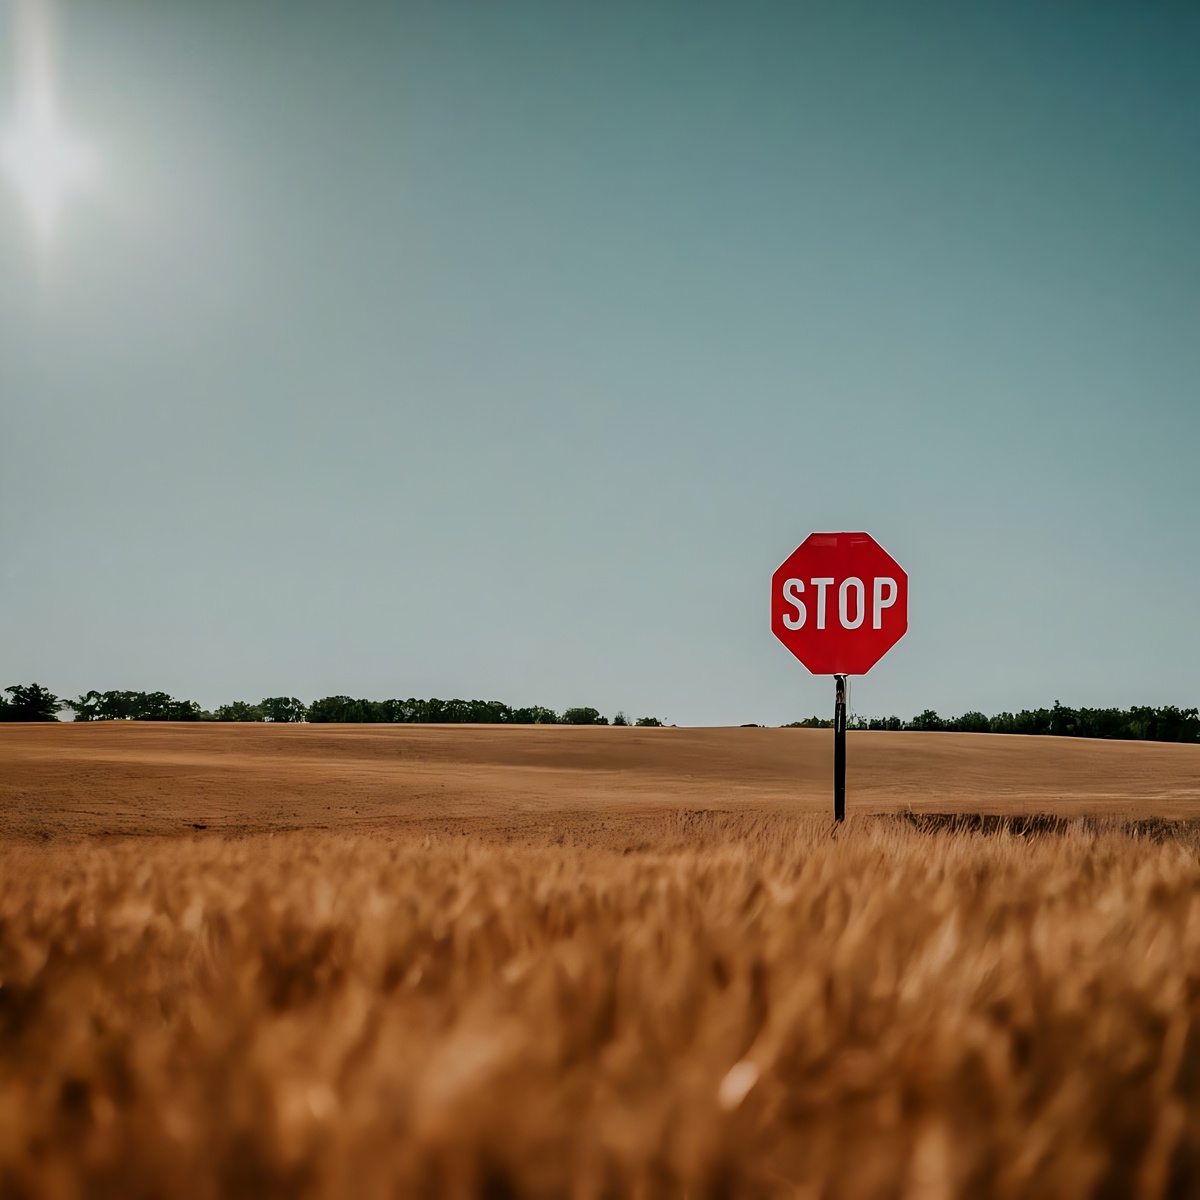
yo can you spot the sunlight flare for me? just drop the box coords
[1,0,92,243]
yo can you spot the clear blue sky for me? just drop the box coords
[2,1,1197,724]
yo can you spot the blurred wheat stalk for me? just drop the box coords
[2,814,1199,1199]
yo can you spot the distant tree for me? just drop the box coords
[1013,708,1053,736]
[137,691,174,719]
[58,690,203,721]
[1074,707,1133,740]
[91,691,139,720]
[39,682,1200,742]
[215,701,264,722]
[260,696,307,723]
[444,698,512,724]
[0,683,62,722]
[134,692,204,721]
[307,696,340,723]
[634,717,665,727]
[909,709,944,732]
[952,711,992,734]
[164,695,204,720]
[62,691,103,721]
[509,705,560,725]
[1148,706,1200,743]
[307,696,382,723]
[105,691,146,719]
[372,699,408,722]
[1048,701,1079,738]
[562,707,608,726]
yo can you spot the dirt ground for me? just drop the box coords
[3,722,1199,840]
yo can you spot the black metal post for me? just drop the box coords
[833,674,847,822]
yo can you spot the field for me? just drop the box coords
[4,725,1200,1198]
[5,722,1200,840]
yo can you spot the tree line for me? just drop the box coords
[0,684,664,727]
[2,683,1197,742]
[785,701,1200,743]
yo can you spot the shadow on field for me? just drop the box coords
[883,811,1200,841]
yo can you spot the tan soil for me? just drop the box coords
[3,722,1199,840]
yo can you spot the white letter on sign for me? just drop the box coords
[782,578,806,629]
[839,577,865,629]
[811,578,834,629]
[872,577,898,629]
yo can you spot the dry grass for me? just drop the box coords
[3,813,1200,1198]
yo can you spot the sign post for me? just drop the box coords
[771,533,908,821]
[833,674,847,822]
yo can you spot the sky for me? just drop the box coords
[1,0,1198,726]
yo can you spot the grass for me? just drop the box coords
[2,812,1199,1198]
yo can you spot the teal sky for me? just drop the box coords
[2,1,1198,725]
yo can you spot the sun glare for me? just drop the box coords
[2,0,91,245]
[2,114,90,242]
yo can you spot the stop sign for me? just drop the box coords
[771,532,908,675]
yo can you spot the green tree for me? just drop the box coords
[260,696,307,723]
[62,691,103,721]
[151,692,203,720]
[562,707,608,726]
[0,683,62,721]
[953,711,992,734]
[612,711,629,726]
[93,691,140,720]
[909,709,944,732]
[509,705,560,724]
[58,690,203,721]
[307,696,383,723]
[634,716,664,727]
[1049,701,1078,738]
[215,701,264,722]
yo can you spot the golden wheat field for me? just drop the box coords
[5,726,1200,1198]
[5,813,1200,1198]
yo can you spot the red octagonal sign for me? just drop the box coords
[771,532,908,675]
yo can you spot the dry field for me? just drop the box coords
[4,722,1200,839]
[4,726,1200,1198]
